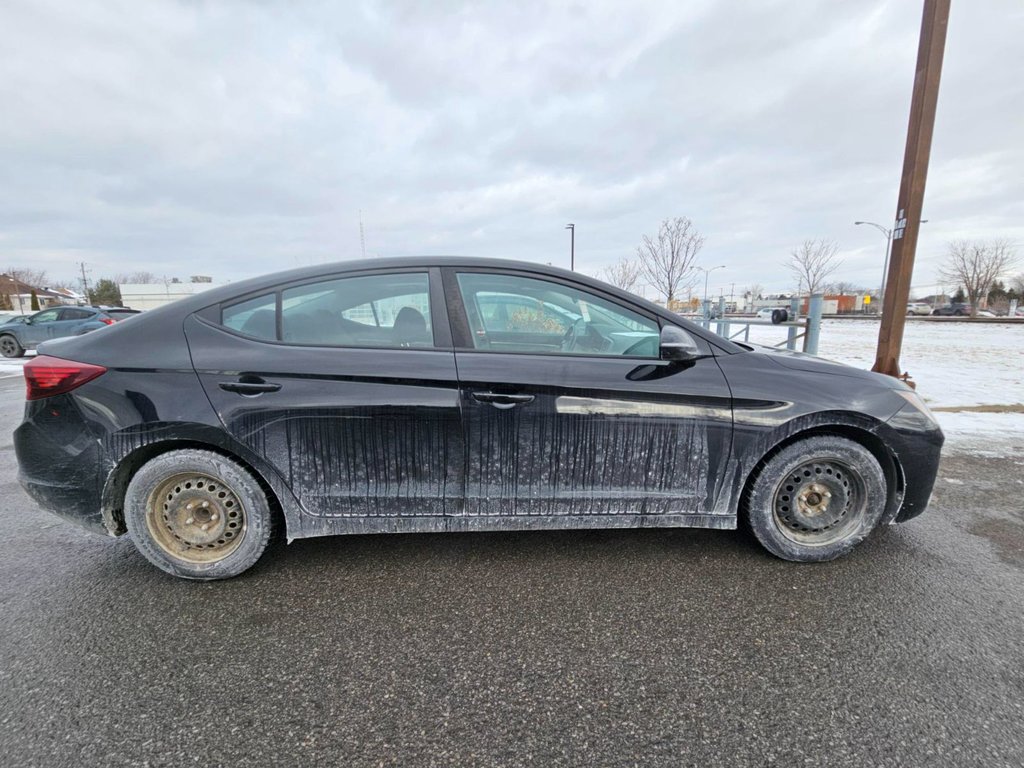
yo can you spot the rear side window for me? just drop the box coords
[281,273,433,348]
[222,294,277,340]
[61,308,94,320]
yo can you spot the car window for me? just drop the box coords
[456,273,659,357]
[60,308,93,320]
[32,309,61,323]
[281,273,433,348]
[222,293,277,340]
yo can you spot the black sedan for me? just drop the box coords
[15,258,943,580]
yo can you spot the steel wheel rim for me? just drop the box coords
[771,458,867,546]
[145,472,246,563]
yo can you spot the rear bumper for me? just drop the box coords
[14,397,112,536]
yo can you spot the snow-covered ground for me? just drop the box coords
[740,319,1024,456]
[0,353,32,379]
[3,321,1021,456]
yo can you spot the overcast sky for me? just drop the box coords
[2,0,1022,296]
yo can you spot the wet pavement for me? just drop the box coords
[1,375,1022,767]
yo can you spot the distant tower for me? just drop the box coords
[359,210,367,259]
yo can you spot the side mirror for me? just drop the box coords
[24,317,34,325]
[659,324,701,361]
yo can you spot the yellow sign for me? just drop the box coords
[863,295,871,304]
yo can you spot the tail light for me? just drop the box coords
[24,355,107,401]
[99,317,115,325]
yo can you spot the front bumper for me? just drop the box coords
[884,403,944,523]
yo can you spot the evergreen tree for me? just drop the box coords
[30,290,40,311]
[88,279,123,307]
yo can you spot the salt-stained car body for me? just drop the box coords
[15,258,944,580]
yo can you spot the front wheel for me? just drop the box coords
[0,335,24,358]
[125,449,274,580]
[745,436,887,562]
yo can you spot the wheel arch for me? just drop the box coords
[738,417,906,528]
[101,435,290,538]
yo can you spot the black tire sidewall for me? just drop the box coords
[746,436,887,562]
[124,449,273,580]
[0,335,23,358]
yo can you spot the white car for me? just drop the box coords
[756,307,790,322]
[906,302,932,316]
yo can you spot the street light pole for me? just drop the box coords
[565,223,575,271]
[856,219,928,311]
[696,265,725,316]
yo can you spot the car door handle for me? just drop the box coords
[471,392,535,409]
[218,379,282,396]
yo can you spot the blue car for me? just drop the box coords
[0,306,139,358]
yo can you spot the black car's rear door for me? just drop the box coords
[444,268,733,521]
[187,268,464,519]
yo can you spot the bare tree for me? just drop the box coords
[5,267,48,289]
[636,217,704,304]
[787,239,841,295]
[114,271,159,284]
[939,239,1017,316]
[1008,272,1024,296]
[825,280,863,295]
[744,283,764,301]
[600,257,642,294]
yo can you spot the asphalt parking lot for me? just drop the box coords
[1,374,1022,767]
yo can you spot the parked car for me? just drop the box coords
[932,303,971,316]
[16,257,944,580]
[756,306,790,324]
[0,306,125,358]
[906,302,932,316]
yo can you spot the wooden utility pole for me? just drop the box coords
[872,0,950,379]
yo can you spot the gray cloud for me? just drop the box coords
[1,0,1021,296]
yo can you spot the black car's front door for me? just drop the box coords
[445,269,733,521]
[188,269,464,520]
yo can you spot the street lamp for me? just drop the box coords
[696,265,725,317]
[855,219,927,310]
[565,223,575,271]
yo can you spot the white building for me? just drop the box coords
[119,282,227,311]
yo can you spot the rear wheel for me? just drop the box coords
[0,335,23,358]
[745,436,887,562]
[125,449,274,580]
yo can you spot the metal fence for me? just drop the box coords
[686,294,825,354]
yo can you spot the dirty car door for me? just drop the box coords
[446,269,733,522]
[22,308,63,346]
[187,269,464,521]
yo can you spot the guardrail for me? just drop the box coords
[681,294,825,354]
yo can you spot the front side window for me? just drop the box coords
[456,273,659,357]
[281,272,433,348]
[32,309,61,324]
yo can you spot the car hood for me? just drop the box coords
[743,343,895,386]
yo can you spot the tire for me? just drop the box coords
[745,435,887,562]
[124,449,274,580]
[0,335,24,358]
[770,308,788,324]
